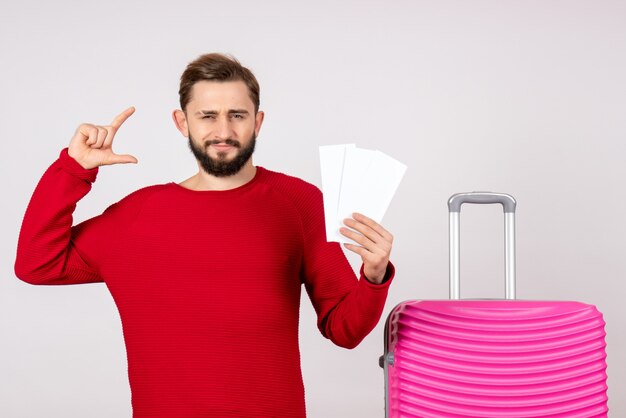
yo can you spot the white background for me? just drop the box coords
[1,1,624,417]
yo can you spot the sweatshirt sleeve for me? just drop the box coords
[299,185,395,349]
[15,149,114,285]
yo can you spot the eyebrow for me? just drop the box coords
[196,109,250,116]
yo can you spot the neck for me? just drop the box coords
[180,161,257,191]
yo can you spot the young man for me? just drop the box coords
[15,53,395,417]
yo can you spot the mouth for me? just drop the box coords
[205,139,241,152]
[210,143,236,152]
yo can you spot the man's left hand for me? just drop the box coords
[340,213,393,284]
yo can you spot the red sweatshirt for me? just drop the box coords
[15,149,394,417]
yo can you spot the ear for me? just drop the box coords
[254,111,265,137]
[172,109,189,137]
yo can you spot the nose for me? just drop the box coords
[214,116,234,140]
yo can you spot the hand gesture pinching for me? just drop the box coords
[68,107,138,170]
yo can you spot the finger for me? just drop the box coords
[351,213,393,242]
[93,127,108,148]
[102,126,116,149]
[342,219,378,244]
[343,218,392,251]
[343,242,368,258]
[341,220,393,256]
[343,241,388,267]
[79,125,99,145]
[110,106,135,130]
[105,153,138,166]
[343,241,386,268]
[340,227,375,251]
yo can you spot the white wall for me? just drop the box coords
[1,1,624,416]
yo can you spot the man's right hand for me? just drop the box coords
[68,107,138,170]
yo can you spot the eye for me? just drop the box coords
[232,113,245,119]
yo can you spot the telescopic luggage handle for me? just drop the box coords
[448,192,517,300]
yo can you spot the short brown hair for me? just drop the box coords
[178,53,260,113]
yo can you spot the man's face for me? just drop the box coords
[176,80,263,177]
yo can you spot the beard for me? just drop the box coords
[187,133,256,177]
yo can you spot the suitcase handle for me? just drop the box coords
[447,192,517,300]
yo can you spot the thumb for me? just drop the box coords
[106,153,138,165]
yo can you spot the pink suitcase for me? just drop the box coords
[380,192,608,417]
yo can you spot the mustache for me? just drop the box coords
[204,139,241,148]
